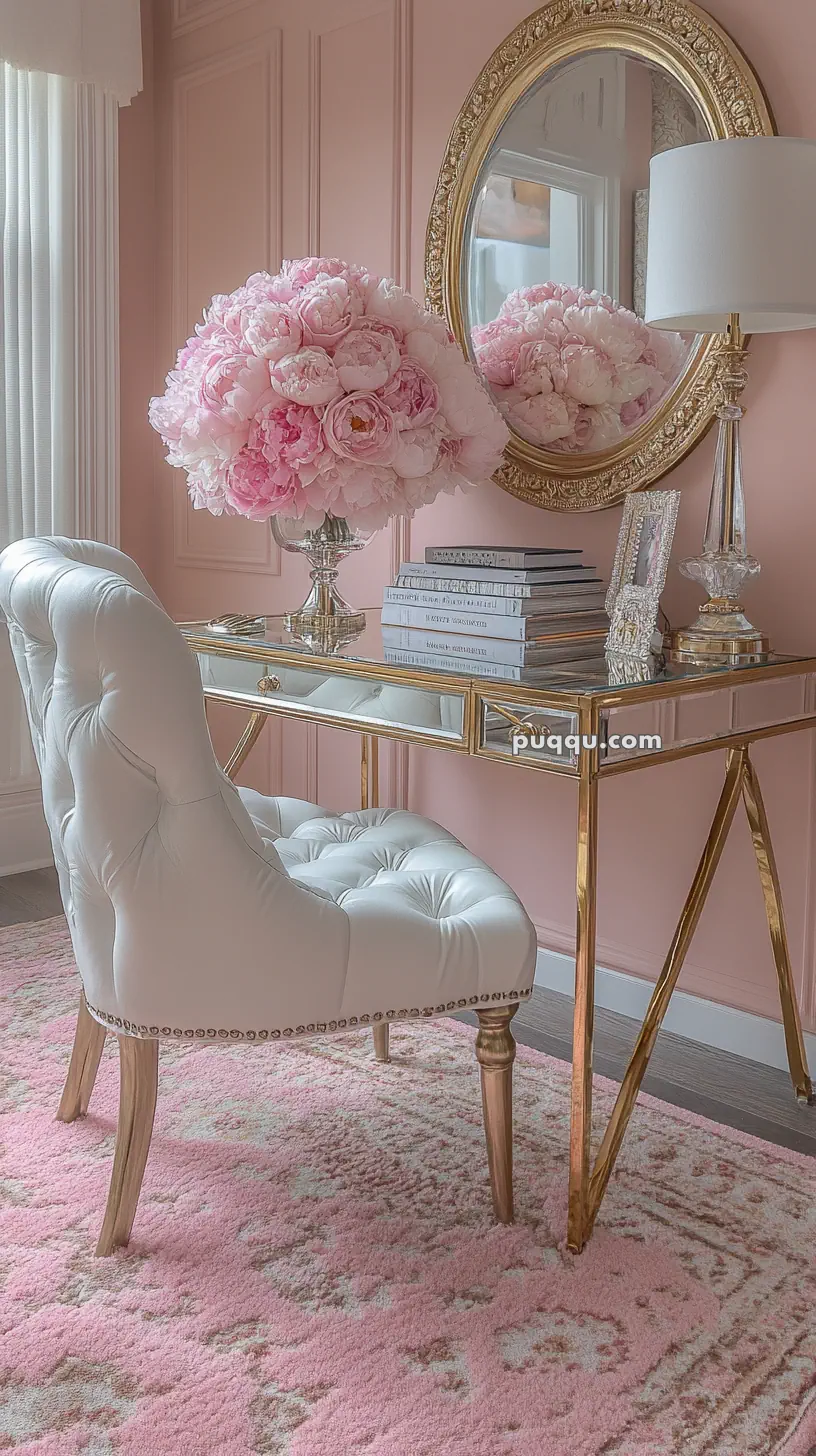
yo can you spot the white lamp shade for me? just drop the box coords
[644,137,816,334]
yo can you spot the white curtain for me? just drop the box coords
[0,61,120,548]
[0,60,121,874]
[0,0,142,104]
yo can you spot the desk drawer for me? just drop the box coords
[196,652,469,747]
[477,697,581,768]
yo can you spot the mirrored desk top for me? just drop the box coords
[180,610,815,704]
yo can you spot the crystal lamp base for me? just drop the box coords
[669,606,769,666]
[668,544,769,667]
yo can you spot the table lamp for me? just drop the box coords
[645,137,816,664]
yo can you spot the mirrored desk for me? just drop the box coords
[181,612,816,1252]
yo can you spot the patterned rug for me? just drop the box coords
[0,918,814,1456]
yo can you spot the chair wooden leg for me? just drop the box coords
[96,1035,158,1257]
[372,1023,390,1062]
[57,993,107,1123]
[475,1005,517,1224]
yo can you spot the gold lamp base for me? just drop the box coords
[668,603,769,667]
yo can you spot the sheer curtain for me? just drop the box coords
[0,62,120,547]
[0,60,122,871]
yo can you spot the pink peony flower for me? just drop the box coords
[322,391,397,466]
[392,424,442,479]
[295,277,362,348]
[269,348,343,407]
[283,256,368,292]
[242,301,302,361]
[225,447,299,520]
[332,327,400,391]
[200,351,272,420]
[249,402,327,483]
[150,260,509,530]
[379,358,440,428]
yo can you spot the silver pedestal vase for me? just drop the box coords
[270,514,374,651]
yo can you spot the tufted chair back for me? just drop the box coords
[0,537,347,1034]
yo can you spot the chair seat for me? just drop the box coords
[239,791,536,1026]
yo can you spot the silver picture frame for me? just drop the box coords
[605,490,680,658]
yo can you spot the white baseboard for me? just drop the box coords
[0,788,52,876]
[535,945,816,1076]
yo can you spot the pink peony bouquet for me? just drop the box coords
[471,283,689,454]
[149,258,509,532]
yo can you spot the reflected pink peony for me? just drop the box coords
[507,392,576,446]
[471,281,689,453]
[322,391,397,465]
[270,348,343,407]
[513,339,558,398]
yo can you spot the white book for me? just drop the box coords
[385,585,527,616]
[381,625,603,667]
[396,572,603,601]
[381,602,607,642]
[402,560,598,585]
[382,643,604,680]
[425,545,582,570]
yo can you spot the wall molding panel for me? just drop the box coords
[171,0,263,39]
[171,33,283,575]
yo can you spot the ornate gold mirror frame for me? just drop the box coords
[425,0,774,512]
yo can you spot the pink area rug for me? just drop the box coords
[0,918,814,1455]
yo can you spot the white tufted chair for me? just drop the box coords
[0,538,537,1255]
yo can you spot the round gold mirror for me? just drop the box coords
[425,0,773,511]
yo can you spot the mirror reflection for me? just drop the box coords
[464,51,709,454]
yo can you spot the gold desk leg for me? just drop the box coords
[224,712,268,781]
[96,1035,158,1257]
[221,676,279,781]
[584,747,747,1243]
[742,755,814,1104]
[360,733,379,812]
[476,1004,518,1223]
[567,743,600,1254]
[361,734,383,1059]
[57,992,107,1123]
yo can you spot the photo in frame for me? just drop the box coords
[605,491,680,658]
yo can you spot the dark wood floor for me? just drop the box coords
[2,867,814,1156]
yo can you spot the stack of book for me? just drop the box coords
[381,545,608,681]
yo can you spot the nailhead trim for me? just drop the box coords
[84,986,533,1043]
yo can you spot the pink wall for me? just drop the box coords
[121,0,816,1032]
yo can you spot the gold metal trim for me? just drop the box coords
[741,756,814,1104]
[424,0,774,511]
[84,988,534,1044]
[568,745,814,1253]
[599,713,816,777]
